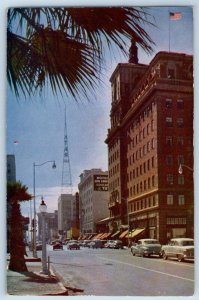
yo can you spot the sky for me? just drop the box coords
[6,6,194,216]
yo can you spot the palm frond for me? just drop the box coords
[7,7,155,99]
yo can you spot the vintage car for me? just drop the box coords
[131,239,162,257]
[161,238,194,262]
[67,241,80,250]
[53,241,63,250]
[108,240,124,249]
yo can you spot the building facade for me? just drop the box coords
[57,194,76,235]
[37,210,58,241]
[7,154,16,183]
[105,48,193,244]
[78,169,109,234]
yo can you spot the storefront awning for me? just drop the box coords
[92,233,104,240]
[119,229,128,239]
[99,232,111,240]
[111,230,121,238]
[129,228,145,239]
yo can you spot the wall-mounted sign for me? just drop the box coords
[93,175,108,191]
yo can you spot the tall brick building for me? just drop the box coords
[105,44,193,244]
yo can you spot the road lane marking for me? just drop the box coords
[98,257,194,282]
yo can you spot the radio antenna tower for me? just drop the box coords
[61,105,72,193]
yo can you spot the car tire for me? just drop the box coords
[177,255,184,262]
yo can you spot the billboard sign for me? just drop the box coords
[93,175,108,191]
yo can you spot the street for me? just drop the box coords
[42,245,194,296]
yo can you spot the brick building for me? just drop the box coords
[105,43,193,243]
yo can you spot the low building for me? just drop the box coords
[78,169,109,234]
[58,193,76,236]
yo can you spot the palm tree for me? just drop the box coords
[7,7,155,100]
[7,181,32,272]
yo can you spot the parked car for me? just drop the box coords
[161,238,194,262]
[53,242,63,250]
[131,239,162,257]
[109,240,123,249]
[36,243,42,251]
[82,240,91,247]
[88,240,104,249]
[104,240,116,248]
[67,242,80,250]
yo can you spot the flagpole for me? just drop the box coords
[168,11,171,52]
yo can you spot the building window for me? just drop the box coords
[140,182,143,192]
[147,141,150,152]
[167,194,173,205]
[148,178,151,189]
[166,136,173,146]
[178,155,184,165]
[151,157,155,168]
[177,99,184,109]
[151,120,155,131]
[143,127,147,138]
[140,165,142,175]
[143,145,147,155]
[177,118,184,127]
[178,195,185,205]
[144,180,147,190]
[166,98,172,108]
[166,117,173,127]
[167,174,173,184]
[147,159,150,170]
[178,175,184,185]
[177,136,184,146]
[147,124,150,134]
[143,162,146,173]
[166,155,173,165]
[151,138,155,149]
[167,67,175,79]
[152,175,155,187]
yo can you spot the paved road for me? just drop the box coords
[45,246,194,296]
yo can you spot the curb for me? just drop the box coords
[49,266,69,295]
[50,265,84,295]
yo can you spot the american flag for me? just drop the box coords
[169,12,182,20]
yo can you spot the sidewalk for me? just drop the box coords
[7,257,68,296]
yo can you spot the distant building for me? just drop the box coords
[7,154,16,182]
[38,210,58,241]
[78,169,109,234]
[58,194,76,235]
[105,47,193,244]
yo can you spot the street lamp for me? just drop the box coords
[178,163,194,174]
[33,160,56,257]
[121,197,130,248]
[39,196,48,275]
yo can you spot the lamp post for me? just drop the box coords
[178,163,194,174]
[126,200,130,248]
[39,197,48,275]
[121,197,130,248]
[33,160,56,257]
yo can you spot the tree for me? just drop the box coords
[7,7,155,100]
[7,181,32,272]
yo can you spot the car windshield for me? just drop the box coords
[143,240,159,244]
[181,240,194,246]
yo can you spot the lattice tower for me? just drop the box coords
[61,106,72,193]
